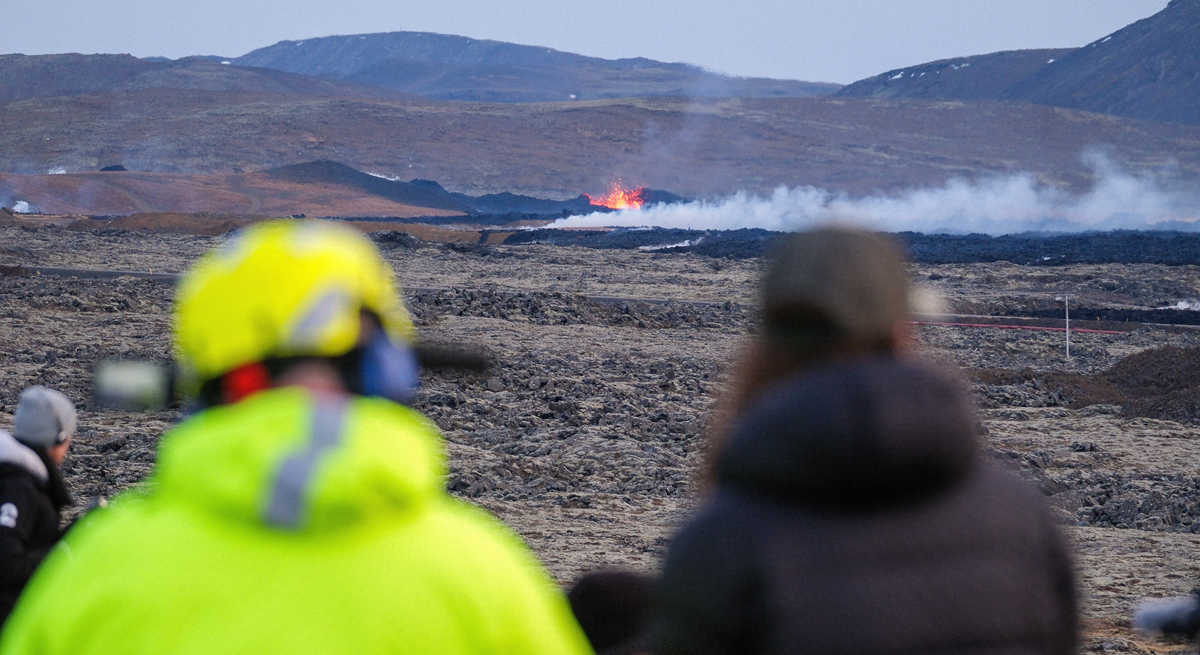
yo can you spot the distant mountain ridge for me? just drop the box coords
[232,31,841,102]
[0,54,408,101]
[836,49,1073,101]
[0,32,838,105]
[1001,0,1200,124]
[838,0,1200,125]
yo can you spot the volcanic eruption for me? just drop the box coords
[586,181,647,209]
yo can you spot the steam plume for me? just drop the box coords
[552,153,1200,235]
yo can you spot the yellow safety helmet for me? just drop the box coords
[174,220,415,390]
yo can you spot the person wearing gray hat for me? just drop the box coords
[0,386,75,625]
[651,226,1077,655]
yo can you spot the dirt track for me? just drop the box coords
[3,224,1200,653]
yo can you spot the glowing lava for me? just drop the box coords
[586,181,645,209]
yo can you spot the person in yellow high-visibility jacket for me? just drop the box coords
[0,221,593,655]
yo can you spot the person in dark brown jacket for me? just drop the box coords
[651,227,1077,655]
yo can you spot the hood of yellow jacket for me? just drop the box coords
[151,387,446,532]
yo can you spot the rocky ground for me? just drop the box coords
[3,224,1200,652]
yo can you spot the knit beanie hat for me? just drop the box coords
[761,226,909,345]
[13,386,77,448]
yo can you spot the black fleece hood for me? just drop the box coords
[717,357,978,508]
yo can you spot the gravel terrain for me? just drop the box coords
[3,224,1200,652]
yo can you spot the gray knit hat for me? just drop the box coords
[13,386,77,448]
[761,226,909,344]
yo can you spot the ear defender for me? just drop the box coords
[359,332,420,405]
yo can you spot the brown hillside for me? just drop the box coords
[66,213,260,236]
[0,170,467,217]
[61,213,489,242]
[2,91,1199,197]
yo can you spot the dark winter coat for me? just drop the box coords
[653,357,1077,655]
[0,431,70,625]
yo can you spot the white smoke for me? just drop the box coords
[1161,301,1200,311]
[638,238,702,251]
[551,153,1200,235]
[47,166,67,175]
[12,201,30,213]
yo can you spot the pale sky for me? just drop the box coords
[6,0,1171,84]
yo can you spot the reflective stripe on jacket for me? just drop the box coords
[0,387,592,655]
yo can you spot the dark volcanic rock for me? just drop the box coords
[405,179,597,215]
[975,345,1200,423]
[265,161,474,213]
[633,189,688,206]
[405,288,754,333]
[899,231,1200,266]
[505,229,1200,266]
[1020,466,1200,534]
[460,191,596,215]
[504,227,777,259]
[1025,307,1200,326]
[367,230,422,250]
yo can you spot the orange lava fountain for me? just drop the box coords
[585,181,645,209]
